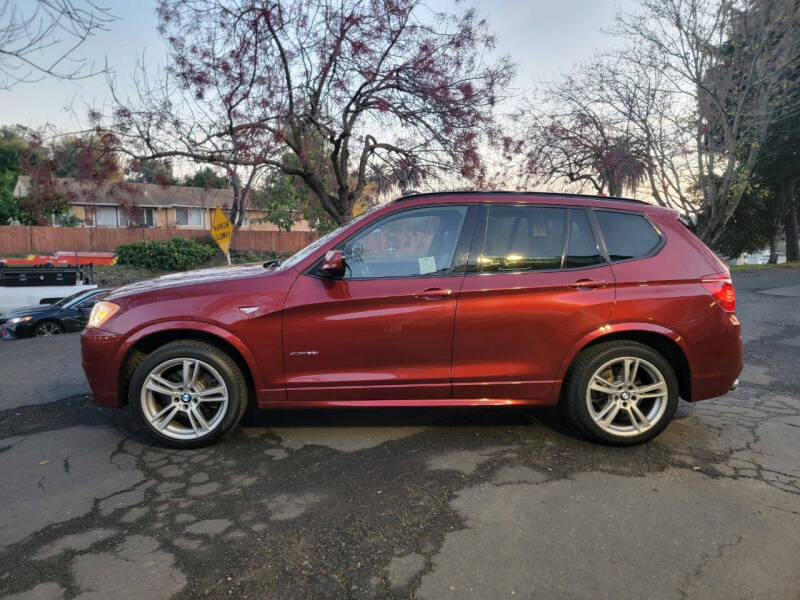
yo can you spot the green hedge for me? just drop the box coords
[115,237,217,271]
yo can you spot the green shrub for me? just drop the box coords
[116,236,217,271]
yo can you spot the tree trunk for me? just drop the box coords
[786,197,799,263]
[768,233,778,264]
[229,175,242,230]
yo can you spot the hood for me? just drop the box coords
[107,263,272,300]
[0,304,58,319]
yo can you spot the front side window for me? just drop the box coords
[278,206,381,271]
[479,205,566,272]
[176,207,203,227]
[595,210,661,261]
[339,205,467,279]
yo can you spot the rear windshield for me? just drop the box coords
[595,211,661,261]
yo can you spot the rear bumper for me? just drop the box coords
[81,328,124,407]
[688,311,743,402]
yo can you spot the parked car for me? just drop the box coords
[1,288,109,339]
[81,192,742,448]
[0,264,98,314]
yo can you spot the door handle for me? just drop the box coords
[567,279,607,290]
[413,287,454,299]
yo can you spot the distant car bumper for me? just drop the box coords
[81,327,124,407]
[0,321,33,340]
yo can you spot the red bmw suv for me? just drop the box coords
[82,192,742,448]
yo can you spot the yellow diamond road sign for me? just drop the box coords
[211,206,233,254]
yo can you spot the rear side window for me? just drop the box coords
[566,209,602,268]
[596,211,661,261]
[480,205,566,271]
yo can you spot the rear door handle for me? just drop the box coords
[567,279,607,290]
[413,287,454,299]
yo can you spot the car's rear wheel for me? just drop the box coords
[129,340,248,448]
[33,321,64,337]
[563,341,679,445]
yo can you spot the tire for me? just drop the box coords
[128,340,248,449]
[33,320,64,337]
[563,341,679,446]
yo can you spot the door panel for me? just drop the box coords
[452,204,615,400]
[452,265,615,399]
[283,275,462,401]
[282,203,475,402]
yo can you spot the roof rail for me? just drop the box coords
[392,190,650,206]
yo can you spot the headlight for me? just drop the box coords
[8,316,32,324]
[87,301,120,329]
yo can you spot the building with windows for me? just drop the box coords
[12,177,311,232]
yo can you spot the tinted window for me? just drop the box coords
[566,209,602,268]
[480,205,565,272]
[340,206,467,278]
[76,291,108,309]
[596,211,661,261]
[54,290,91,307]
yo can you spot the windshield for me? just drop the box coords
[277,206,381,271]
[54,290,91,307]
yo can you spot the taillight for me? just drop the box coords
[701,274,735,312]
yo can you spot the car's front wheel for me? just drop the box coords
[129,340,248,448]
[563,341,679,445]
[33,321,64,337]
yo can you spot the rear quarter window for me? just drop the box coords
[595,211,662,261]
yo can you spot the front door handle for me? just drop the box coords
[567,279,607,290]
[413,287,454,299]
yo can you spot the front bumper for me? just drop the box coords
[0,321,34,340]
[81,327,124,407]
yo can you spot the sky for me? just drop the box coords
[0,0,639,132]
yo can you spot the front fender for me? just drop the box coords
[114,319,265,390]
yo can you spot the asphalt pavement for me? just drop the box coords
[1,269,799,600]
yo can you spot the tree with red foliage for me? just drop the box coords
[103,0,514,227]
[17,129,121,224]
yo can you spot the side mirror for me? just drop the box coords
[320,250,345,279]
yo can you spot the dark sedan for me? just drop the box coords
[0,288,109,339]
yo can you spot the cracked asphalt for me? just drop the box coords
[1,269,799,600]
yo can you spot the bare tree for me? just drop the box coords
[615,0,800,244]
[517,52,701,214]
[514,62,650,199]
[0,0,113,89]
[102,0,514,227]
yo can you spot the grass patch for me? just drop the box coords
[730,261,800,272]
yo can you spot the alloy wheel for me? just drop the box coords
[35,323,61,336]
[585,356,669,438]
[140,358,229,440]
